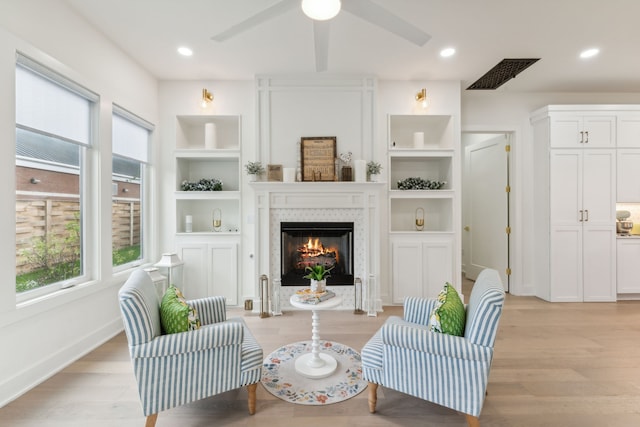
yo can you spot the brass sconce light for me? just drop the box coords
[201,88,213,108]
[415,88,428,109]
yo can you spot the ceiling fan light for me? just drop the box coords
[302,0,341,21]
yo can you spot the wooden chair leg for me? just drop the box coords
[465,414,480,427]
[367,382,378,413]
[145,413,158,427]
[247,383,258,415]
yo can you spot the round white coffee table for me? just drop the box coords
[289,294,343,379]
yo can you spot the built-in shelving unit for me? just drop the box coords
[172,115,242,304]
[387,114,459,302]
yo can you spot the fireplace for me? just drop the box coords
[280,222,354,286]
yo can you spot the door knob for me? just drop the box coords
[464,226,470,231]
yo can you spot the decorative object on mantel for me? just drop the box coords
[283,167,296,182]
[303,264,334,292]
[415,207,425,231]
[339,151,352,181]
[397,177,446,190]
[212,208,222,232]
[245,161,265,182]
[354,159,367,182]
[366,161,382,182]
[301,137,337,181]
[267,164,283,181]
[181,178,222,191]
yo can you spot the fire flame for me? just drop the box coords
[297,237,340,264]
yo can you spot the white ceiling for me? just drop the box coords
[64,0,640,92]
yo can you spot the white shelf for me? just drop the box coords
[175,115,241,150]
[175,191,241,200]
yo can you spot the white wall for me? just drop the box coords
[0,0,158,406]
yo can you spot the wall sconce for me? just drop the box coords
[122,188,129,193]
[415,88,428,109]
[154,252,184,287]
[415,207,425,231]
[30,177,40,184]
[201,88,213,108]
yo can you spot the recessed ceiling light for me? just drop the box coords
[580,48,599,59]
[440,47,456,57]
[177,46,193,57]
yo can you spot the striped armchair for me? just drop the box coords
[118,269,263,427]
[361,269,505,427]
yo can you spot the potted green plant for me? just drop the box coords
[244,161,265,182]
[303,264,334,292]
[367,161,382,182]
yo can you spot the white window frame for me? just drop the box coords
[15,53,98,302]
[111,105,154,273]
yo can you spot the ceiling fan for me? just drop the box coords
[211,0,431,72]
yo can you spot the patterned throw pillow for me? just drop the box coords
[429,283,466,336]
[160,286,201,334]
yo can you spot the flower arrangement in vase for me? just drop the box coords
[303,264,334,293]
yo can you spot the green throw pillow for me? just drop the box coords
[160,286,201,334]
[429,282,465,336]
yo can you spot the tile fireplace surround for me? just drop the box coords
[251,182,384,314]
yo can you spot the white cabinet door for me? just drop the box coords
[550,150,581,226]
[583,226,616,301]
[391,240,423,303]
[422,239,454,299]
[208,243,238,305]
[617,115,640,148]
[583,116,616,147]
[617,150,640,202]
[391,238,454,303]
[176,242,209,299]
[617,239,640,293]
[550,226,582,302]
[582,150,615,225]
[550,115,615,148]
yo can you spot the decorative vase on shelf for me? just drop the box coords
[310,279,326,293]
[248,174,257,182]
[369,173,379,182]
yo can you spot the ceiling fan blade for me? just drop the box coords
[211,0,299,42]
[342,0,431,46]
[313,20,330,72]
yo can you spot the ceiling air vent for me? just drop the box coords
[467,58,540,90]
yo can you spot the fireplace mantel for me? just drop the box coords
[251,181,384,314]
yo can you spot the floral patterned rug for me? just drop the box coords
[261,340,367,405]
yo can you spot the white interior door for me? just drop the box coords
[463,134,509,287]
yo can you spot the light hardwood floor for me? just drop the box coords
[2,281,640,427]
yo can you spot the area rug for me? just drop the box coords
[261,340,367,405]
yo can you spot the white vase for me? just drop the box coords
[248,174,257,182]
[369,173,379,182]
[310,279,326,292]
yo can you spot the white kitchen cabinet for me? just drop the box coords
[617,149,640,202]
[616,238,640,293]
[617,115,640,148]
[549,114,615,148]
[391,236,454,303]
[176,237,239,305]
[532,106,617,302]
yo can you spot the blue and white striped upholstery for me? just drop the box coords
[362,268,505,420]
[118,269,263,418]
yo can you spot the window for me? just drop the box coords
[15,55,97,295]
[112,108,152,269]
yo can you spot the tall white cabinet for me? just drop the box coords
[173,115,242,305]
[532,106,618,302]
[388,114,460,303]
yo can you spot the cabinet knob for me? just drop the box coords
[464,225,470,231]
